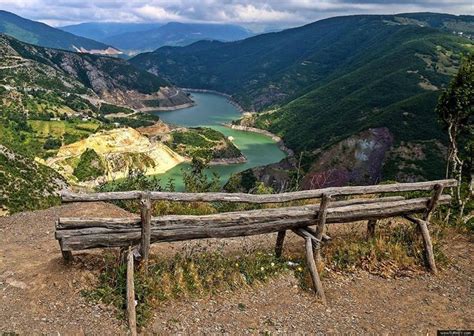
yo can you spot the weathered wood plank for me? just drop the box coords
[58,196,451,251]
[57,196,445,238]
[126,246,137,336]
[423,184,444,221]
[305,236,326,303]
[61,179,456,204]
[57,196,406,230]
[292,228,321,247]
[140,192,152,265]
[405,216,437,274]
[314,193,331,262]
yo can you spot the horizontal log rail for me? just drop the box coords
[56,196,405,230]
[61,179,457,204]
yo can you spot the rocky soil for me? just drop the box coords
[0,203,472,334]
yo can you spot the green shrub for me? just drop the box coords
[73,148,106,182]
[99,103,134,115]
[43,137,62,150]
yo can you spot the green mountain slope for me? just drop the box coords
[0,34,194,212]
[0,144,65,215]
[131,14,473,110]
[0,33,173,101]
[131,13,473,184]
[0,10,119,54]
[254,31,466,152]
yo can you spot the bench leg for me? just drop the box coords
[405,216,437,274]
[275,230,286,258]
[305,236,326,304]
[417,220,438,274]
[367,219,377,239]
[59,239,73,263]
[61,250,74,263]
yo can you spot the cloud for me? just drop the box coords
[0,0,472,27]
[134,5,183,21]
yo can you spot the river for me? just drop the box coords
[152,92,286,190]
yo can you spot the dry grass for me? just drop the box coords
[83,217,450,327]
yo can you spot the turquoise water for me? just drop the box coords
[152,93,286,190]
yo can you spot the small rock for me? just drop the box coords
[6,278,28,289]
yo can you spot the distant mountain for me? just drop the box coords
[103,22,253,54]
[131,13,473,183]
[60,22,163,42]
[0,33,193,114]
[0,33,166,96]
[397,12,474,34]
[0,10,120,55]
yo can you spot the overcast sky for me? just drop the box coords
[1,0,473,29]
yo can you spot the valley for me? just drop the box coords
[146,92,287,190]
[131,13,473,188]
[1,13,472,210]
[0,31,286,211]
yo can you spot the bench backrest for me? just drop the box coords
[56,179,456,253]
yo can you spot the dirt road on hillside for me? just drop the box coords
[0,203,472,334]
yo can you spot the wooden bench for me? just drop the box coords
[56,179,456,302]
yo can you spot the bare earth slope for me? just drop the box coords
[0,204,472,334]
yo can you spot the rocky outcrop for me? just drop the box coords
[0,34,192,111]
[44,127,185,186]
[225,127,394,193]
[301,128,394,189]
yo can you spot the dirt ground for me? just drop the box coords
[0,202,472,335]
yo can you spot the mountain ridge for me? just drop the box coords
[103,22,253,54]
[0,10,121,55]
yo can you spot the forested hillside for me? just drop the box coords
[131,13,473,183]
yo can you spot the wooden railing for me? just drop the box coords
[56,179,456,304]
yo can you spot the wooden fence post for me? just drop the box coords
[424,183,444,221]
[275,230,286,258]
[140,192,152,266]
[367,219,377,239]
[127,246,137,336]
[314,193,331,263]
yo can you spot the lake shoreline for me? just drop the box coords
[223,124,294,158]
[151,92,287,190]
[180,89,294,158]
[138,102,195,112]
[180,88,294,159]
[180,88,246,113]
